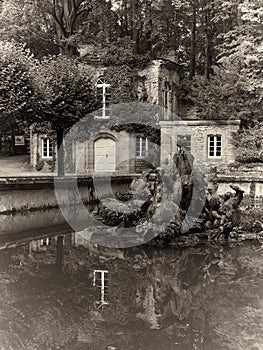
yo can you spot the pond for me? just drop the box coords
[0,225,262,350]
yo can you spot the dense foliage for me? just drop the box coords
[232,122,263,163]
[0,41,38,130]
[0,40,96,173]
[0,241,262,349]
[0,0,262,163]
[30,56,96,130]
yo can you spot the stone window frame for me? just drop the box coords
[208,134,222,158]
[136,136,148,157]
[95,77,111,119]
[41,137,53,158]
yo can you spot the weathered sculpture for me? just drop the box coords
[194,184,245,240]
[90,146,244,245]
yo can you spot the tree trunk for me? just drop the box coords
[131,0,140,54]
[10,122,15,156]
[52,0,81,57]
[205,30,210,79]
[122,0,129,36]
[189,1,197,80]
[204,1,215,79]
[56,128,64,177]
[236,0,243,27]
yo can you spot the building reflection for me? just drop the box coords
[13,231,262,350]
[29,236,52,252]
[93,269,109,308]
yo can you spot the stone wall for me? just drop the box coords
[216,166,263,200]
[138,59,180,117]
[74,129,132,174]
[31,127,160,175]
[138,60,160,105]
[160,120,240,172]
[30,131,56,171]
[0,176,136,213]
[158,61,180,116]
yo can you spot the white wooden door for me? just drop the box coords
[94,138,116,173]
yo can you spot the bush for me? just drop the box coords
[232,122,263,163]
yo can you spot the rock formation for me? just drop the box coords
[191,184,245,240]
[89,147,245,245]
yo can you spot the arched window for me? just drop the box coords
[96,78,111,119]
[163,81,171,120]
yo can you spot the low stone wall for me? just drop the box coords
[0,175,136,213]
[1,171,262,214]
[215,172,263,208]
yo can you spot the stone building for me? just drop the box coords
[30,48,181,174]
[159,119,263,200]
[30,45,242,178]
[160,119,240,170]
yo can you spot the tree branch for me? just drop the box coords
[50,0,65,36]
[71,8,91,32]
[76,8,91,18]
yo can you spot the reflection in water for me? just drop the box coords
[93,270,109,308]
[0,231,262,350]
[0,209,68,236]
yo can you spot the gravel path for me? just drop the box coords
[0,156,54,177]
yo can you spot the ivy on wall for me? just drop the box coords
[80,54,161,144]
[103,65,138,104]
[111,123,160,145]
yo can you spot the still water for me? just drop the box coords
[0,223,262,350]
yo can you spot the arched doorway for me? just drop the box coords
[94,137,116,173]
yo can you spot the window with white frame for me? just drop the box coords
[177,135,191,152]
[42,138,53,158]
[95,78,111,119]
[136,137,148,157]
[208,135,222,158]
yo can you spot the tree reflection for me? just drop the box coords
[0,236,262,349]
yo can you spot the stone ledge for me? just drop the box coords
[0,174,140,191]
[160,119,241,126]
[217,174,263,182]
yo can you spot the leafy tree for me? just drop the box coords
[0,40,39,139]
[1,0,262,167]
[183,67,261,121]
[30,55,96,175]
[43,0,93,56]
[0,0,58,57]
[0,0,104,57]
[217,0,263,112]
[232,122,263,163]
[183,0,262,125]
